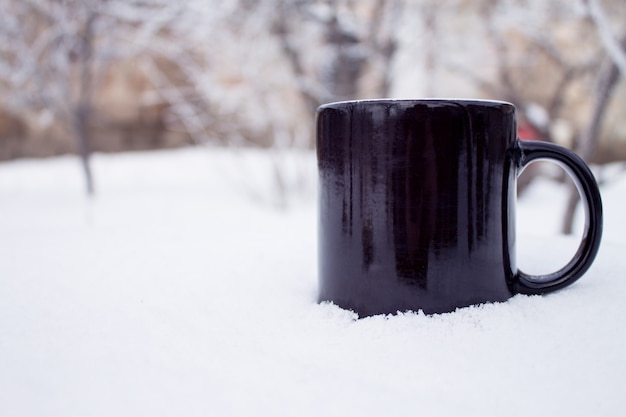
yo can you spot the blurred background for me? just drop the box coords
[0,0,625,232]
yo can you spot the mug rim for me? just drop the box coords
[318,98,515,111]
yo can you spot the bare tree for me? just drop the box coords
[271,0,402,111]
[0,0,180,195]
[137,0,404,206]
[561,0,626,234]
[415,0,624,233]
[455,1,599,143]
[1,1,96,194]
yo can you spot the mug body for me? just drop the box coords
[317,99,518,316]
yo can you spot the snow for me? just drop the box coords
[1,148,625,417]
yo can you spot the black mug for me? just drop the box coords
[316,99,602,316]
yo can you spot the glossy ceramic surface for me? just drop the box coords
[316,99,602,316]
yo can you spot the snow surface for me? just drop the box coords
[1,148,625,417]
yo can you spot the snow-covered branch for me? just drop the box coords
[586,0,626,77]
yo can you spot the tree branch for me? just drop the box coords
[586,0,626,76]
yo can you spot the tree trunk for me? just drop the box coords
[74,12,97,196]
[74,104,94,196]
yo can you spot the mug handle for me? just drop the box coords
[511,140,603,295]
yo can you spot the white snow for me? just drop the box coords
[1,148,625,417]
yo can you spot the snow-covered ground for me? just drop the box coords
[1,148,625,417]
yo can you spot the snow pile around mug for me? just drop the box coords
[1,148,624,417]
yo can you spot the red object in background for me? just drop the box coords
[518,121,540,140]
